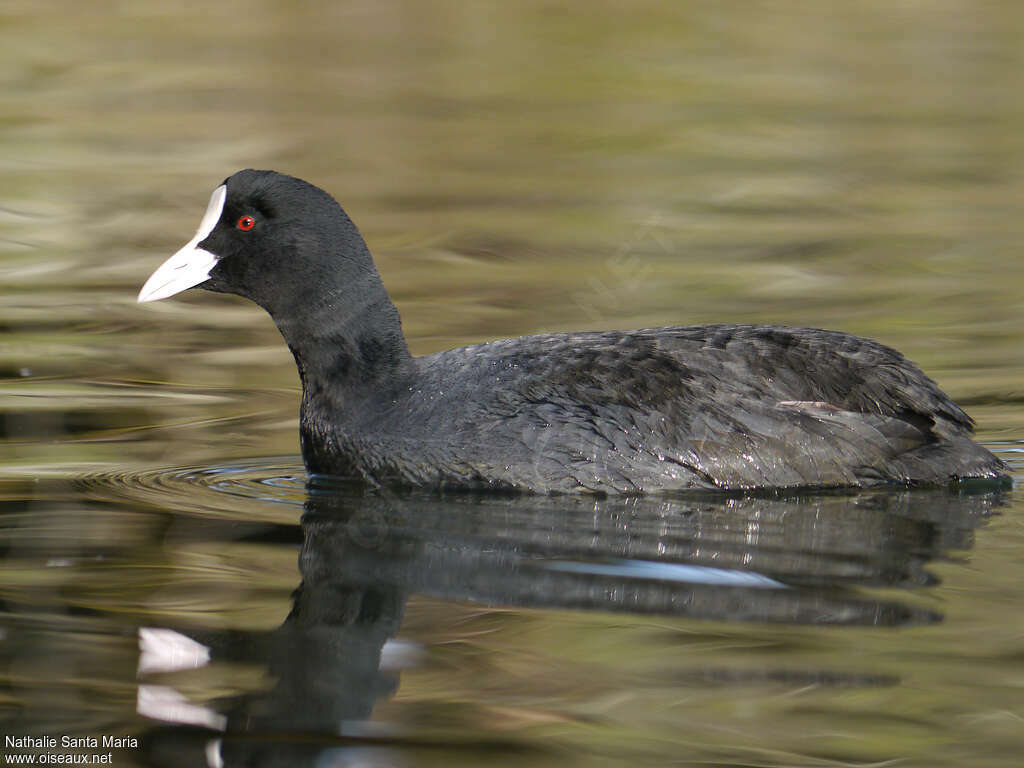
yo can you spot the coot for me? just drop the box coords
[139,170,1007,493]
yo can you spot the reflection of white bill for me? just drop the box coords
[138,627,211,674]
[136,684,227,731]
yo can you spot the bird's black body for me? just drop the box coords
[141,170,1008,493]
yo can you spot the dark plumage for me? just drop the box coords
[139,170,1008,493]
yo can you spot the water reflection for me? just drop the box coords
[123,481,1004,766]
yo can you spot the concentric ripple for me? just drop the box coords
[990,441,1024,480]
[76,457,308,521]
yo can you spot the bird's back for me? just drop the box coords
[301,324,1005,492]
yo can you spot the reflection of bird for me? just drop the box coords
[139,170,1007,493]
[132,484,1003,765]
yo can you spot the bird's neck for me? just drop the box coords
[273,273,414,411]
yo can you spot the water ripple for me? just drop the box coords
[75,457,307,521]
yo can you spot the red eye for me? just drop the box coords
[237,215,256,231]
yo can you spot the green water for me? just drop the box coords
[2,1,1024,766]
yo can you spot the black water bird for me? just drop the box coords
[138,170,1007,493]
